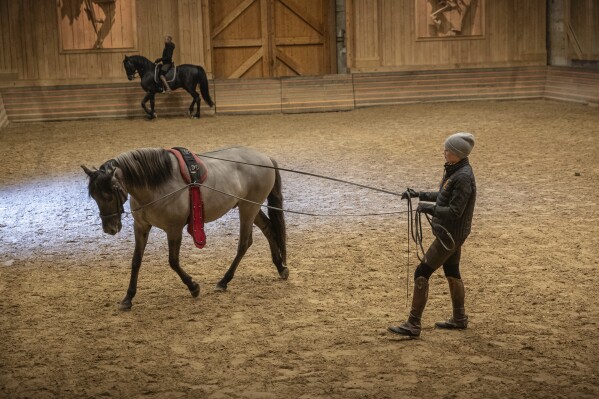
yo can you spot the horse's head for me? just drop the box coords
[82,161,128,235]
[123,55,136,81]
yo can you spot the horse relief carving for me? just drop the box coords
[418,0,483,39]
[58,0,135,51]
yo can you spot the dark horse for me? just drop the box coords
[122,55,214,119]
[82,147,288,310]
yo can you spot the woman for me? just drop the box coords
[389,132,476,338]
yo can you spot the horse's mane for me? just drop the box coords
[114,148,174,189]
[128,55,154,67]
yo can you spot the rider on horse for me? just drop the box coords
[155,34,175,93]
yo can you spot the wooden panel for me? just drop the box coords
[210,0,266,79]
[0,93,8,129]
[3,67,598,122]
[210,0,334,79]
[0,82,215,122]
[178,0,208,68]
[273,0,335,77]
[353,67,547,107]
[281,74,354,113]
[350,0,380,67]
[545,66,599,104]
[348,0,547,72]
[569,0,599,61]
[213,78,281,114]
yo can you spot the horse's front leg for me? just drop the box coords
[215,205,256,291]
[186,89,200,119]
[120,223,151,310]
[141,92,153,118]
[167,231,200,298]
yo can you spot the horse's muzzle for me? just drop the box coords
[127,75,134,81]
[103,220,122,235]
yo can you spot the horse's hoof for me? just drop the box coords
[214,283,227,292]
[279,267,289,280]
[190,282,200,298]
[153,113,158,119]
[118,300,132,311]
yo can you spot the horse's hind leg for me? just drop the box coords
[254,210,289,280]
[215,204,257,292]
[167,231,200,298]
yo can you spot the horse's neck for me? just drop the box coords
[132,57,154,75]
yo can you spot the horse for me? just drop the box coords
[81,147,288,310]
[122,55,214,120]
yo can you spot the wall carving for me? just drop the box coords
[417,0,484,39]
[57,0,136,52]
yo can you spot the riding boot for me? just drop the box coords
[435,277,468,329]
[388,276,429,337]
[160,75,172,94]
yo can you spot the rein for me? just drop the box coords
[127,182,410,218]
[405,193,456,262]
[198,154,404,198]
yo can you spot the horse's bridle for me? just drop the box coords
[98,162,128,220]
[99,183,127,220]
[124,59,138,80]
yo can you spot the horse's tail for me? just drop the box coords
[267,158,287,265]
[197,66,214,107]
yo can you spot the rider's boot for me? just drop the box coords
[435,277,468,329]
[388,276,429,337]
[160,75,172,94]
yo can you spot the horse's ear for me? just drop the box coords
[81,165,95,176]
[124,55,129,60]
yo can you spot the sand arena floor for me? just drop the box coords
[0,100,598,398]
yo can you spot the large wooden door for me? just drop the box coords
[210,0,334,79]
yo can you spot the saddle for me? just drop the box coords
[168,147,208,249]
[154,64,176,83]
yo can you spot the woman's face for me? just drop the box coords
[444,148,461,164]
[165,36,172,44]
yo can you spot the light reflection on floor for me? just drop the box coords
[0,172,401,264]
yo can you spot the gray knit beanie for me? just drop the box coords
[445,132,475,159]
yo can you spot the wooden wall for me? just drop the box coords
[346,0,547,72]
[545,66,599,104]
[209,0,335,80]
[568,0,599,61]
[0,0,211,86]
[0,93,8,129]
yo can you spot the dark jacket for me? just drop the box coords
[419,157,476,242]
[156,42,175,64]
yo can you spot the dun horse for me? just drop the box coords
[82,147,288,310]
[122,55,214,119]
